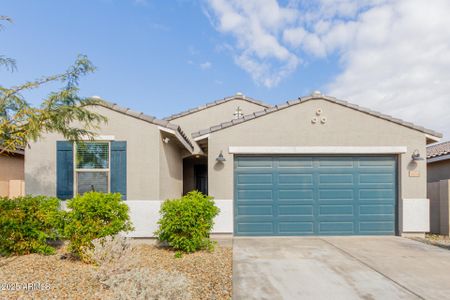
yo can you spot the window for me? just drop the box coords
[74,142,110,195]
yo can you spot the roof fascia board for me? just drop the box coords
[192,95,442,139]
[163,95,272,121]
[427,154,450,163]
[158,126,194,153]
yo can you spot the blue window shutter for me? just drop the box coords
[56,141,74,200]
[111,141,127,200]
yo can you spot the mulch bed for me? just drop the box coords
[0,243,232,300]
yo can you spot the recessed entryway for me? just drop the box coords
[183,155,208,195]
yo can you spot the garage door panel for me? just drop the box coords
[359,174,395,184]
[278,222,314,234]
[319,205,354,216]
[237,189,273,200]
[359,189,395,200]
[319,174,354,184]
[237,205,273,216]
[237,223,274,235]
[319,222,354,234]
[236,157,273,168]
[234,156,397,236]
[318,158,354,168]
[319,189,354,200]
[278,205,313,216]
[278,189,314,200]
[359,204,394,215]
[237,173,273,184]
[359,221,395,233]
[278,173,313,185]
[278,157,313,168]
[358,158,396,168]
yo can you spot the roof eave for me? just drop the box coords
[191,94,443,140]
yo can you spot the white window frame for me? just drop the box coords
[73,141,111,195]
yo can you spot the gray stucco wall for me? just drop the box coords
[159,132,183,200]
[207,99,428,231]
[428,160,450,182]
[25,105,183,200]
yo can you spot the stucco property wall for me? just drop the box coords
[25,105,162,200]
[428,160,450,182]
[206,99,429,234]
[0,155,24,197]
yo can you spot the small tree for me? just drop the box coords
[0,16,107,154]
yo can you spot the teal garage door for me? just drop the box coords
[234,156,397,236]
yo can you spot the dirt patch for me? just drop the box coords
[0,243,232,300]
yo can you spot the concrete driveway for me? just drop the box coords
[233,236,450,300]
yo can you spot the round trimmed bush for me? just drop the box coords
[155,191,220,253]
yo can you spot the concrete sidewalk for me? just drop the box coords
[233,237,450,300]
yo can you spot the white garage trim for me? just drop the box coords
[229,146,407,154]
[402,198,430,233]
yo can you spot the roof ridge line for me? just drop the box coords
[163,94,272,121]
[95,99,194,150]
[191,94,443,139]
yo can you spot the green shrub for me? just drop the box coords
[0,195,62,256]
[155,191,220,253]
[62,192,133,261]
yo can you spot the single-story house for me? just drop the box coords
[426,141,450,234]
[0,148,25,198]
[25,92,442,237]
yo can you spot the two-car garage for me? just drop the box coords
[234,156,397,236]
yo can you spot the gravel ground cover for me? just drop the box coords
[412,234,450,250]
[0,243,232,300]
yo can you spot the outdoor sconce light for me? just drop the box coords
[216,151,226,162]
[411,149,425,161]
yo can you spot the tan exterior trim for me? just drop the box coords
[193,134,210,141]
[228,146,407,154]
[425,133,441,143]
[158,126,194,154]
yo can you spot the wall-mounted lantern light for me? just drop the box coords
[411,149,425,161]
[216,150,226,162]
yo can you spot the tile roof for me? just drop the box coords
[163,94,272,121]
[96,100,194,151]
[427,141,450,159]
[191,94,443,139]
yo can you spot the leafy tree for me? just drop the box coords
[0,16,16,72]
[0,16,107,154]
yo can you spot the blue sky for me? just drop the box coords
[1,0,450,138]
[1,0,337,117]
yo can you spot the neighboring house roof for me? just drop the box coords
[0,147,24,155]
[163,94,272,121]
[427,141,450,159]
[191,93,443,141]
[96,100,194,151]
